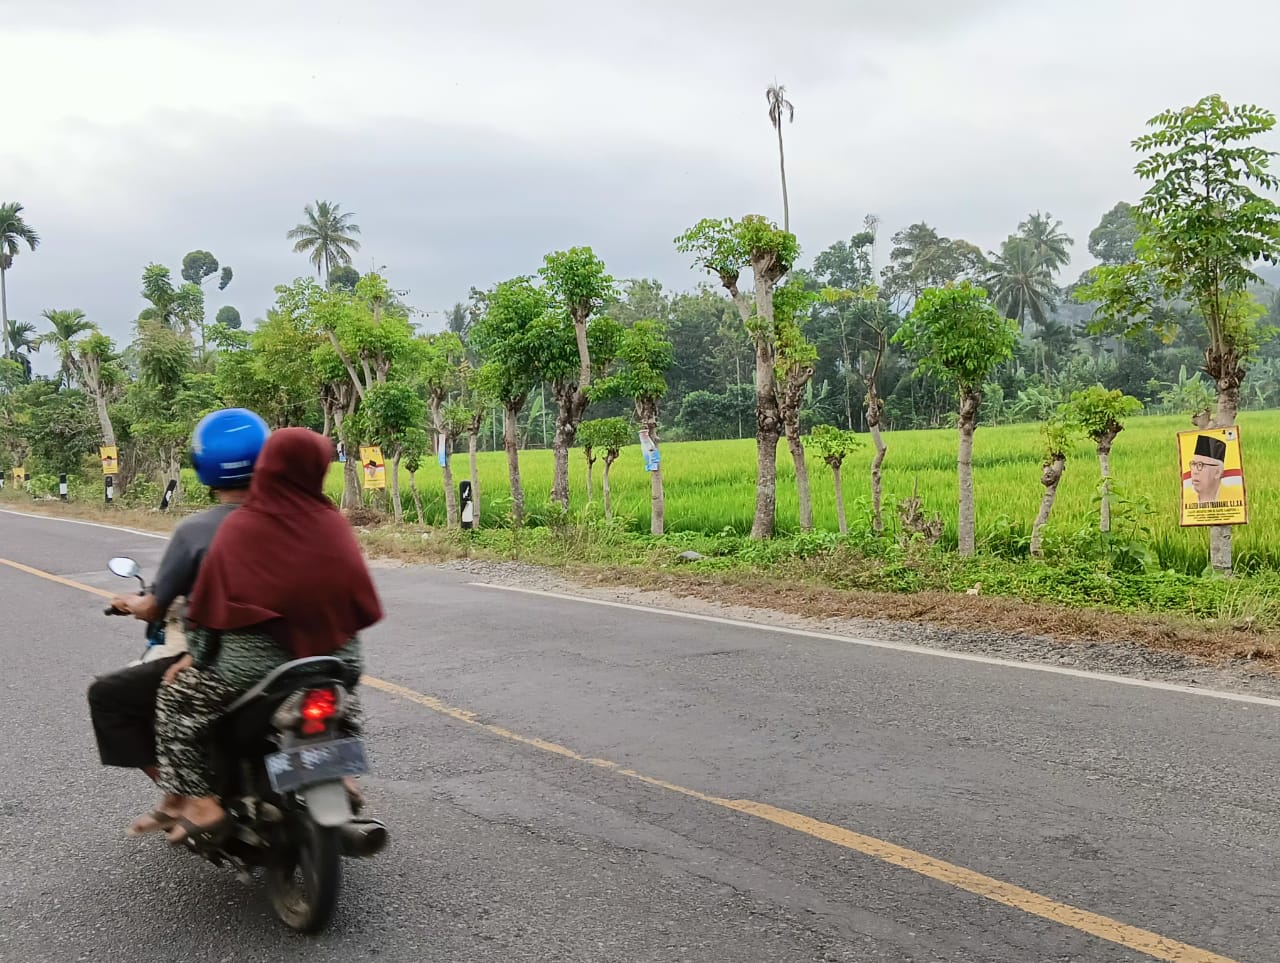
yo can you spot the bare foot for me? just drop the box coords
[165,796,228,845]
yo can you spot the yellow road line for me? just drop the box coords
[0,557,115,599]
[3,556,1237,963]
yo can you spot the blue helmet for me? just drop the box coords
[190,408,270,489]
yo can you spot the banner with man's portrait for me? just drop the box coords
[1178,427,1247,527]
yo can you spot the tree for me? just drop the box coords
[774,281,818,531]
[140,263,178,326]
[880,223,985,311]
[0,203,40,362]
[677,215,799,538]
[1078,95,1280,572]
[37,309,95,387]
[893,283,1019,556]
[818,284,890,531]
[1088,202,1139,266]
[218,266,233,291]
[536,247,619,509]
[3,320,36,381]
[803,424,862,535]
[328,265,360,291]
[181,250,220,286]
[593,319,674,533]
[469,277,547,524]
[1018,212,1074,275]
[215,305,242,329]
[73,331,122,450]
[985,236,1058,332]
[362,380,427,523]
[287,200,362,284]
[576,418,630,518]
[1029,413,1075,558]
[1068,387,1142,534]
[766,84,795,232]
[417,332,466,526]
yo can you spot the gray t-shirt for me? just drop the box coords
[152,502,238,617]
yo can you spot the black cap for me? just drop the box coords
[1194,434,1227,462]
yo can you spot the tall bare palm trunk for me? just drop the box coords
[776,124,790,233]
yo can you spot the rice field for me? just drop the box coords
[326,411,1280,574]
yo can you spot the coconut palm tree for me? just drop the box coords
[1018,211,1074,276]
[985,237,1058,332]
[1,203,41,360]
[766,84,795,233]
[37,309,95,387]
[287,200,362,284]
[3,319,37,381]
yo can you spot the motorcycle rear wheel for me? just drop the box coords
[266,815,342,933]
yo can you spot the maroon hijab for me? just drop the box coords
[187,427,383,658]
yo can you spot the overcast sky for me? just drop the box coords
[6,0,1280,375]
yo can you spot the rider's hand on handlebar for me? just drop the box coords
[110,593,164,623]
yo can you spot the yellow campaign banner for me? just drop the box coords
[359,446,386,490]
[100,445,119,476]
[1178,426,1247,527]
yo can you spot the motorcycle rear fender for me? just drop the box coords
[300,780,352,827]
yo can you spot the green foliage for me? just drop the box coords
[218,266,233,291]
[328,264,360,291]
[577,417,632,457]
[1079,95,1280,364]
[676,215,799,286]
[892,283,1019,395]
[287,199,362,282]
[362,380,428,454]
[1067,386,1143,442]
[468,277,547,406]
[881,223,986,307]
[181,250,219,286]
[17,383,99,473]
[803,423,863,468]
[538,247,617,324]
[592,319,674,407]
[1088,202,1139,266]
[1039,412,1076,461]
[215,305,241,329]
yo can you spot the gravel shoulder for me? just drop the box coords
[412,556,1280,701]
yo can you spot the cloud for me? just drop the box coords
[7,0,1280,380]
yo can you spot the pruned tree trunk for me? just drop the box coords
[602,453,618,518]
[956,391,980,557]
[831,461,848,536]
[468,430,481,529]
[503,401,526,524]
[1030,454,1066,559]
[636,399,665,536]
[389,451,403,522]
[749,270,783,540]
[550,383,587,510]
[321,405,332,441]
[441,450,458,527]
[1208,355,1242,574]
[867,387,887,536]
[1094,430,1119,534]
[408,468,424,524]
[785,421,813,532]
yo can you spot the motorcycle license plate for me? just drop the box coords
[265,738,368,793]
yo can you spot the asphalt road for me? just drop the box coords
[0,508,1277,963]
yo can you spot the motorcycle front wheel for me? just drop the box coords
[266,814,342,933]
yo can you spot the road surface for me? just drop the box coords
[0,508,1276,962]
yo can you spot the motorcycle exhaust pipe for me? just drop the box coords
[338,819,388,858]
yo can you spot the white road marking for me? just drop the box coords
[6,509,1274,710]
[470,583,1280,709]
[0,508,168,540]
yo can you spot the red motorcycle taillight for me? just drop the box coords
[300,688,338,735]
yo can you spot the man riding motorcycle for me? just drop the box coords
[87,407,270,836]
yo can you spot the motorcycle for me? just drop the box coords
[104,555,389,933]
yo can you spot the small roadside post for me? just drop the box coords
[159,479,177,510]
[459,480,474,531]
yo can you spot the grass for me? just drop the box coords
[329,411,1280,575]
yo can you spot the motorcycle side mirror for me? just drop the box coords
[108,556,141,580]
